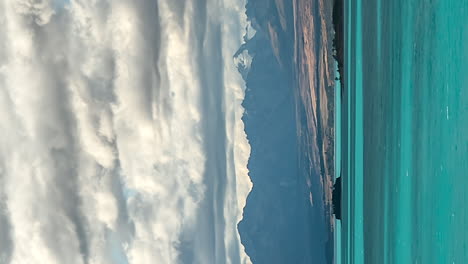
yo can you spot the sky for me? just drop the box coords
[0,0,253,263]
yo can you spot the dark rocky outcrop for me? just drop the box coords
[332,176,342,220]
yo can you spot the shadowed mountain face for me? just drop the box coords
[237,0,335,263]
[239,41,317,263]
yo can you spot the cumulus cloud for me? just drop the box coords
[0,0,252,263]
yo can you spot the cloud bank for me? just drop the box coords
[0,0,252,263]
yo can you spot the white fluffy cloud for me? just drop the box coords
[0,0,252,263]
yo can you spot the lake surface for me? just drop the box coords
[339,0,468,263]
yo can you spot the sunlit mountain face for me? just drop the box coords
[236,0,336,263]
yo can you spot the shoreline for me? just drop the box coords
[332,0,345,98]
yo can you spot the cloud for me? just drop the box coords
[0,0,252,263]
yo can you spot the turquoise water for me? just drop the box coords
[339,0,468,263]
